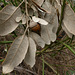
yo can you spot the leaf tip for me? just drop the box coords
[2,65,13,74]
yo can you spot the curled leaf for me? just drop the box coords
[32,16,39,22]
[16,14,26,24]
[32,16,48,25]
[24,37,36,67]
[2,35,29,74]
[16,17,22,22]
[0,5,22,36]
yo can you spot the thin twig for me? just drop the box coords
[42,59,60,75]
[16,0,24,10]
[24,0,30,36]
[15,66,37,75]
[25,0,29,27]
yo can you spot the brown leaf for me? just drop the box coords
[2,35,29,74]
[24,37,36,67]
[0,5,22,36]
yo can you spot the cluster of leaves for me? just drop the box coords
[0,0,75,74]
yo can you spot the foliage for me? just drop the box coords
[0,0,75,74]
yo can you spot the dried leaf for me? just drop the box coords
[51,13,58,34]
[29,21,37,27]
[16,17,22,22]
[16,15,26,24]
[62,23,73,38]
[41,8,58,44]
[55,0,63,5]
[0,5,22,36]
[55,2,75,35]
[41,24,57,44]
[21,15,26,24]
[32,0,50,13]
[55,0,60,5]
[54,0,61,15]
[31,5,37,12]
[29,32,45,48]
[41,25,51,44]
[32,16,39,22]
[32,16,48,25]
[42,0,51,14]
[63,4,75,35]
[24,37,36,67]
[28,8,34,16]
[2,35,29,74]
